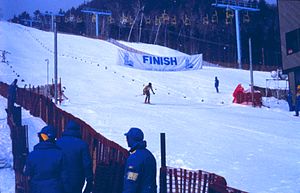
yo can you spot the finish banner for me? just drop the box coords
[118,50,203,71]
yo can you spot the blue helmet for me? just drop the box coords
[124,127,144,147]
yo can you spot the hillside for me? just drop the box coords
[1,21,300,193]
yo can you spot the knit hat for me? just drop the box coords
[38,125,57,141]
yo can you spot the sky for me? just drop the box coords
[0,0,86,20]
[1,21,299,193]
[0,0,277,20]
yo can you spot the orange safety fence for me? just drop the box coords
[161,166,248,193]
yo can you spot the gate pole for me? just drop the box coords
[160,133,167,193]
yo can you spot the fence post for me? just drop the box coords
[160,133,167,193]
[7,105,29,193]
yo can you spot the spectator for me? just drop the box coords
[214,77,219,93]
[287,90,294,111]
[143,83,155,104]
[24,125,67,193]
[123,127,157,193]
[295,85,300,116]
[56,120,93,193]
[7,79,18,112]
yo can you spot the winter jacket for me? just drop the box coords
[143,85,154,96]
[56,121,93,193]
[123,129,157,193]
[24,141,66,193]
[296,92,300,111]
[215,78,219,88]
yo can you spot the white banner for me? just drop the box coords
[118,50,203,71]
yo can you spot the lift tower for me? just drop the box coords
[81,8,111,38]
[212,0,259,69]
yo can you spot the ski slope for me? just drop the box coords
[1,21,300,193]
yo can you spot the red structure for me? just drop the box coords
[233,84,262,107]
[161,167,248,193]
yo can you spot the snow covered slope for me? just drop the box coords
[1,21,300,193]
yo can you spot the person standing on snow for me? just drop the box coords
[122,127,157,193]
[295,85,300,116]
[287,90,294,111]
[214,76,219,93]
[24,125,67,193]
[143,83,155,104]
[56,120,93,193]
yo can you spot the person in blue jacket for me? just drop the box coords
[295,85,300,116]
[56,120,93,193]
[287,90,294,111]
[24,125,67,193]
[123,127,157,193]
[214,76,219,93]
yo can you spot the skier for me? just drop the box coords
[287,90,294,111]
[214,76,219,93]
[143,82,155,104]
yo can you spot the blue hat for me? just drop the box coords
[124,127,144,141]
[38,125,57,140]
[124,127,144,147]
[65,120,80,131]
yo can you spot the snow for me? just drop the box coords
[0,97,15,193]
[1,21,300,193]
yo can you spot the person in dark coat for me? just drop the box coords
[122,127,157,193]
[295,85,300,116]
[287,90,294,111]
[7,79,18,112]
[214,77,219,93]
[24,125,67,193]
[143,83,155,104]
[56,120,93,193]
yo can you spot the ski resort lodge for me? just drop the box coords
[278,0,300,96]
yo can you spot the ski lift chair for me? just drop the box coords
[211,11,218,23]
[184,15,191,26]
[92,14,96,23]
[77,16,83,23]
[226,8,234,19]
[203,14,209,25]
[145,16,151,25]
[171,15,177,25]
[155,16,160,26]
[108,16,114,24]
[162,10,170,24]
[225,17,232,25]
[243,11,250,23]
